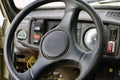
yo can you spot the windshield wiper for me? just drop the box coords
[100,0,120,4]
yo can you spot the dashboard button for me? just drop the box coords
[107,41,115,53]
[34,20,43,32]
[110,28,117,40]
[34,34,41,39]
[33,39,40,44]
[34,26,41,32]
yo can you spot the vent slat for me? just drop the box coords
[105,11,120,20]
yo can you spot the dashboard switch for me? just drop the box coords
[34,20,43,32]
[34,26,41,32]
[34,34,41,39]
[110,28,117,40]
[33,39,40,44]
[107,41,115,53]
[33,34,41,44]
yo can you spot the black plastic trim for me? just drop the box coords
[1,0,19,22]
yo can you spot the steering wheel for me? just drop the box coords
[4,0,104,80]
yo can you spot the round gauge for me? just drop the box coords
[84,28,97,50]
[17,29,27,40]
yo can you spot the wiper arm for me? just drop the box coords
[100,0,120,4]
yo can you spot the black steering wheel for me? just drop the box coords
[4,0,104,80]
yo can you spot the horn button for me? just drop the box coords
[41,31,69,58]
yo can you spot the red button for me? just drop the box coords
[107,43,113,53]
[34,35,41,39]
[110,28,117,34]
[111,30,115,34]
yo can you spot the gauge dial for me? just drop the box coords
[84,28,97,50]
[17,29,27,40]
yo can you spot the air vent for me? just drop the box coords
[105,11,120,20]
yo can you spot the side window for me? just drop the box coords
[0,4,10,49]
[0,9,5,29]
[0,2,10,80]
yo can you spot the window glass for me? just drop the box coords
[0,9,5,28]
[13,0,34,9]
[13,0,65,9]
[13,0,120,9]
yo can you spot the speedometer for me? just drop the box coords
[84,28,97,50]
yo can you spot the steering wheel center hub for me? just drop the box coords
[41,30,69,58]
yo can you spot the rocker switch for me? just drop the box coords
[107,41,115,53]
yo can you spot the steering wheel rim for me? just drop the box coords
[4,0,104,80]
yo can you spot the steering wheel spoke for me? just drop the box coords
[76,49,102,80]
[56,1,80,32]
[29,57,51,79]
[18,40,39,51]
[66,43,84,62]
[19,57,51,80]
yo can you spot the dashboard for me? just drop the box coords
[14,8,120,79]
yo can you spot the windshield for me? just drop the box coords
[13,0,120,9]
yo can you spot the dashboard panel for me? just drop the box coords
[15,19,120,58]
[14,8,120,80]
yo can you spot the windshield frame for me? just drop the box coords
[7,0,120,12]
